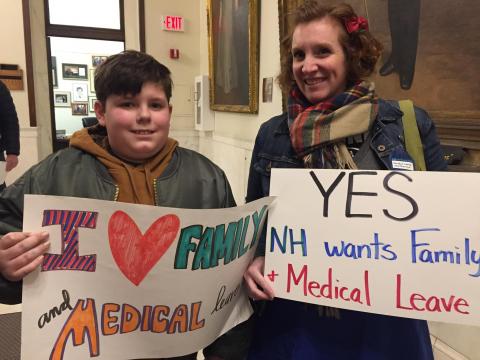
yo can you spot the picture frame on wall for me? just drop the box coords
[72,82,88,102]
[62,63,88,80]
[92,55,108,67]
[71,102,88,116]
[88,97,97,113]
[262,77,273,103]
[207,0,260,113]
[53,91,71,107]
[89,68,95,93]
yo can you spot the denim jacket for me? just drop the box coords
[247,99,447,205]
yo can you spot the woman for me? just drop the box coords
[244,2,446,359]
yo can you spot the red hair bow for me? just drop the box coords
[344,16,369,34]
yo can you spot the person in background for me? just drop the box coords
[0,50,250,360]
[0,80,20,191]
[243,2,446,359]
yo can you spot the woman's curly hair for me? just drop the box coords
[277,1,383,95]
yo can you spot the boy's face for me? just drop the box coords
[95,82,172,163]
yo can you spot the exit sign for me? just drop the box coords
[162,15,184,32]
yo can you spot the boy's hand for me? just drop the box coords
[0,232,50,281]
[243,256,275,301]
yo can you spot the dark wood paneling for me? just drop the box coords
[139,0,145,52]
[46,24,124,41]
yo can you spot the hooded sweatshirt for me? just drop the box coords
[69,125,177,205]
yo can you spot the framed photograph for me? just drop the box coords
[89,68,95,94]
[62,63,88,80]
[262,77,273,103]
[72,82,88,102]
[53,91,71,107]
[207,0,260,113]
[71,102,88,116]
[92,55,108,67]
[88,97,97,113]
[51,56,58,88]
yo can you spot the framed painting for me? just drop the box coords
[278,0,480,153]
[262,77,273,103]
[71,82,88,102]
[92,55,108,67]
[71,102,88,116]
[207,0,260,113]
[53,91,71,107]
[62,63,88,80]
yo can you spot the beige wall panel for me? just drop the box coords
[145,0,200,130]
[124,0,140,50]
[0,0,30,128]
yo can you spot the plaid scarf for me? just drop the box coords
[288,81,378,168]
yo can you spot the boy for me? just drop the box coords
[0,50,250,360]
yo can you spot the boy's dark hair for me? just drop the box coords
[94,50,173,103]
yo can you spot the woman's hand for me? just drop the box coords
[0,231,50,281]
[243,256,275,300]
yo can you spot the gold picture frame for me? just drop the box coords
[207,0,260,113]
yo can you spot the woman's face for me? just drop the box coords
[291,17,348,103]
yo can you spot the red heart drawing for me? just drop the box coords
[108,211,180,286]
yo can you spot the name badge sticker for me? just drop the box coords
[390,148,415,171]
[391,160,414,171]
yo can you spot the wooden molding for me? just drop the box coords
[432,113,480,150]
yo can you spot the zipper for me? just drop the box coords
[113,185,119,201]
[153,178,158,206]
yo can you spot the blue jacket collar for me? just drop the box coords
[376,99,403,123]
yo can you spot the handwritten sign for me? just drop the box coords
[265,169,480,326]
[21,195,272,360]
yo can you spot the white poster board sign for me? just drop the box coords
[266,169,480,326]
[21,195,272,360]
